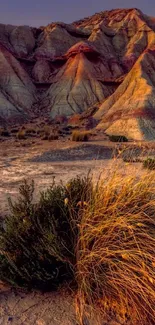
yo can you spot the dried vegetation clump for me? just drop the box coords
[76,172,155,324]
[72,130,90,142]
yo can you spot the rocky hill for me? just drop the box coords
[1,8,155,139]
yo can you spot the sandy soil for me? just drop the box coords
[0,137,114,215]
[0,286,77,325]
[0,136,146,216]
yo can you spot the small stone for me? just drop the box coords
[36,319,46,325]
[8,316,13,322]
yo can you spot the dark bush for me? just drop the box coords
[11,128,19,134]
[109,135,128,142]
[143,157,155,170]
[48,134,59,141]
[0,175,93,290]
[0,128,10,137]
[25,128,37,136]
[41,134,48,140]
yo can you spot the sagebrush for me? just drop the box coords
[109,135,128,142]
[0,175,93,290]
[1,171,155,324]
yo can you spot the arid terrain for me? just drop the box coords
[0,130,147,217]
[1,7,155,325]
[1,8,155,139]
[0,134,112,215]
[0,130,149,325]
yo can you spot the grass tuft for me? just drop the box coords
[16,129,26,140]
[72,130,90,142]
[76,172,155,324]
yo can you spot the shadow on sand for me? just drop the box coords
[30,144,114,163]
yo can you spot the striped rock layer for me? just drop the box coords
[1,8,155,139]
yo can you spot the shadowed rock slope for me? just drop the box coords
[1,8,155,138]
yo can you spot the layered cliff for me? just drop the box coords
[1,8,155,139]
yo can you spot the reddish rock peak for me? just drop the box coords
[73,8,142,29]
[65,41,98,58]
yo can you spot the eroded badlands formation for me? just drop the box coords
[1,8,155,139]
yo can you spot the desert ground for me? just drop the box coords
[1,7,155,325]
[0,133,147,216]
[0,130,155,325]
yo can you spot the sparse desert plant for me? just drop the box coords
[72,130,90,142]
[16,129,26,140]
[122,148,142,163]
[1,169,155,324]
[0,175,93,290]
[10,128,19,134]
[41,134,48,140]
[143,157,155,170]
[123,156,141,163]
[25,127,37,136]
[109,134,128,142]
[48,133,59,141]
[0,128,10,137]
[43,125,51,135]
[76,172,155,325]
[40,125,57,140]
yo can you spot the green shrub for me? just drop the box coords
[143,157,155,170]
[109,135,128,142]
[71,131,90,142]
[0,175,93,290]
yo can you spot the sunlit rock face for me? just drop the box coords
[1,8,155,138]
[42,42,115,118]
[95,48,155,140]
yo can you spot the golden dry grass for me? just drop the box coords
[76,171,155,325]
[16,129,26,139]
[71,130,90,142]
